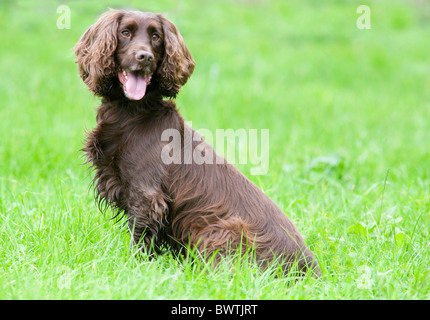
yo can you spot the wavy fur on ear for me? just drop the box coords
[74,9,125,96]
[156,14,195,98]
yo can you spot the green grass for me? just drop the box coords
[1,0,430,299]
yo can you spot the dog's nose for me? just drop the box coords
[135,50,154,63]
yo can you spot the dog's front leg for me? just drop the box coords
[126,191,168,256]
[128,214,153,254]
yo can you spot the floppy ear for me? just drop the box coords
[156,14,195,98]
[74,9,124,95]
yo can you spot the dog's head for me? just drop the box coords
[74,10,195,99]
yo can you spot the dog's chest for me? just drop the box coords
[87,115,167,190]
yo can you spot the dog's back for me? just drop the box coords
[167,121,321,276]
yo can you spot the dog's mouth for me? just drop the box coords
[118,68,152,100]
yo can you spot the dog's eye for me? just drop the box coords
[152,33,160,41]
[121,30,131,37]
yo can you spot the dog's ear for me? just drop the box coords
[74,9,124,95]
[156,14,195,98]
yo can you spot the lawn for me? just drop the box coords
[0,0,429,299]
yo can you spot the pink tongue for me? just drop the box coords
[125,72,147,100]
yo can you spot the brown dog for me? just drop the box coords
[75,9,321,276]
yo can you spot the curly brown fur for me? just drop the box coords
[75,9,321,277]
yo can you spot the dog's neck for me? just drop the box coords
[101,90,168,108]
[98,93,177,121]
